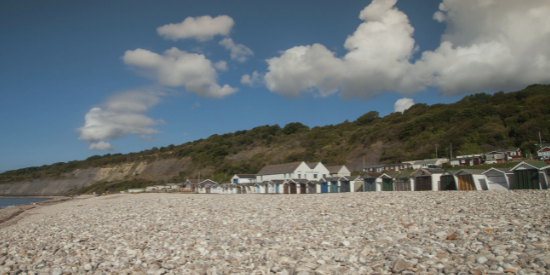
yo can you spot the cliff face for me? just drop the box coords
[0,158,192,196]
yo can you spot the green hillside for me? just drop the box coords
[2,84,549,187]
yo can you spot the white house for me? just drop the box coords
[230,174,257,185]
[256,161,329,182]
[326,165,351,177]
[404,159,449,169]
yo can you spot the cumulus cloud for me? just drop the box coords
[219,38,254,62]
[264,0,422,99]
[264,0,550,98]
[123,47,238,98]
[88,141,115,151]
[77,91,165,150]
[214,60,228,71]
[416,0,550,95]
[157,15,234,42]
[394,98,414,113]
[240,71,262,87]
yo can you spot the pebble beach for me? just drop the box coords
[1,191,550,275]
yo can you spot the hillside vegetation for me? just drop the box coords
[2,84,549,191]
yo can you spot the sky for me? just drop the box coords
[1,0,550,172]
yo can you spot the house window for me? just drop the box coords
[314,174,318,178]
[323,174,326,178]
[512,152,516,156]
[298,174,301,178]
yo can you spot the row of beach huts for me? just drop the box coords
[126,156,550,194]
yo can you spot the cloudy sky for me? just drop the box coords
[1,0,550,171]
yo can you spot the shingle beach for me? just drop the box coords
[1,191,550,275]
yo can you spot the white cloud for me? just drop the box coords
[138,135,157,141]
[219,38,254,62]
[240,71,262,87]
[157,15,234,42]
[88,141,115,151]
[416,0,550,95]
[214,60,228,71]
[264,0,550,98]
[77,91,165,150]
[123,47,238,98]
[264,0,423,99]
[394,98,414,113]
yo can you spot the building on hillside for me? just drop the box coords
[450,155,484,167]
[363,163,412,173]
[185,179,217,193]
[230,174,257,185]
[326,165,351,177]
[537,147,550,160]
[403,159,449,169]
[256,161,328,182]
[485,148,522,163]
[127,188,145,193]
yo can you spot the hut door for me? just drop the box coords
[414,177,432,191]
[457,175,476,191]
[330,181,339,193]
[514,170,540,189]
[206,187,211,194]
[395,178,410,191]
[382,178,394,191]
[321,182,328,193]
[284,184,289,194]
[276,184,279,193]
[300,183,307,194]
[340,181,350,192]
[364,178,376,192]
[308,184,316,194]
[354,181,363,192]
[440,175,457,191]
[290,183,297,194]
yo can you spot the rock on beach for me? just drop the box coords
[1,191,550,274]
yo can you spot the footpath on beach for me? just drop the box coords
[1,191,550,274]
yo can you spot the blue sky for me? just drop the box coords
[1,0,549,172]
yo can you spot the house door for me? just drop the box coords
[440,175,457,191]
[290,183,297,194]
[414,177,432,191]
[321,182,328,193]
[364,178,376,192]
[330,181,339,193]
[457,175,476,191]
[514,170,540,189]
[340,181,350,192]
[382,178,394,191]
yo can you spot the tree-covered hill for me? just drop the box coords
[2,84,549,186]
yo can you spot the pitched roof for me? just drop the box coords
[482,167,512,174]
[362,173,384,179]
[346,162,365,172]
[326,165,344,173]
[341,176,361,181]
[235,174,256,179]
[491,148,520,153]
[413,160,439,165]
[306,162,320,169]
[257,162,302,175]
